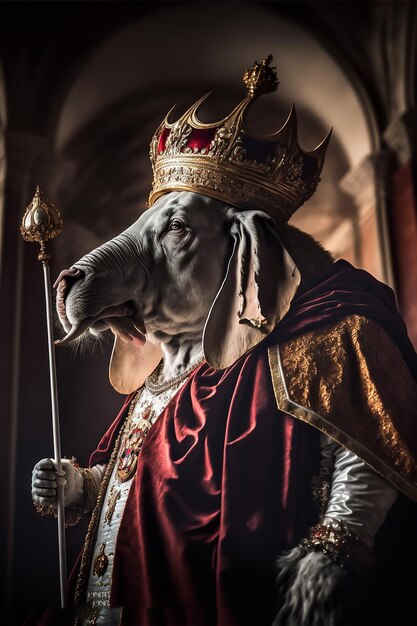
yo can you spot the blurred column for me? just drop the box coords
[339,150,394,287]
[384,109,417,347]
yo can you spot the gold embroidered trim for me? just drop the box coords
[149,156,311,223]
[268,314,417,502]
[80,468,99,514]
[104,486,121,526]
[74,391,141,603]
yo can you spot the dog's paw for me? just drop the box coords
[272,547,347,626]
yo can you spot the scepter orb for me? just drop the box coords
[20,185,63,264]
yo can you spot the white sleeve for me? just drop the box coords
[323,442,398,546]
[68,463,106,512]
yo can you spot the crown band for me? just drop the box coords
[149,153,319,222]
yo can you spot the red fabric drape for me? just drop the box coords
[31,259,417,626]
[110,351,320,626]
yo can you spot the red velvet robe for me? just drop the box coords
[33,260,417,626]
[87,345,321,626]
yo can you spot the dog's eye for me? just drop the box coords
[169,219,185,231]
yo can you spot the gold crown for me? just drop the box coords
[148,55,331,222]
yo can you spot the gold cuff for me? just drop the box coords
[80,468,98,513]
[32,500,56,518]
[299,520,373,569]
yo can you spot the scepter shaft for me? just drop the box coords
[21,186,66,608]
[43,263,67,608]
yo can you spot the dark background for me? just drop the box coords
[0,0,416,623]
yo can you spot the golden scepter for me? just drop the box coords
[20,186,67,608]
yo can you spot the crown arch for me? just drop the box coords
[53,3,379,276]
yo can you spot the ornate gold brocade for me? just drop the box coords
[104,486,121,526]
[75,367,196,609]
[74,392,139,603]
[268,314,417,501]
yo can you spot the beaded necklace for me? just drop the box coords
[144,356,205,394]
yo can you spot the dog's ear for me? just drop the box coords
[203,210,300,369]
[109,336,162,394]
